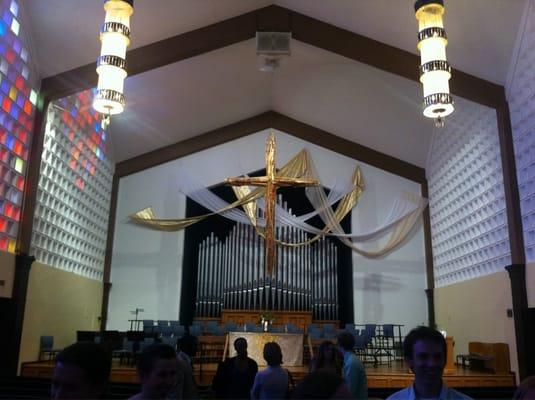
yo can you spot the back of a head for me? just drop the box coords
[52,341,111,399]
[178,334,198,357]
[138,343,177,375]
[337,331,355,352]
[263,341,283,366]
[234,337,248,356]
[513,375,535,399]
[403,326,447,360]
[55,341,111,387]
[292,370,346,399]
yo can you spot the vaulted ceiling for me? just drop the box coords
[23,0,526,167]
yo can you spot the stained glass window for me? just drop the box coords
[30,89,114,280]
[0,0,38,253]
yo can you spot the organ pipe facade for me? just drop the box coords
[195,198,339,320]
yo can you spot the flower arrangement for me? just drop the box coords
[259,312,275,331]
[258,312,275,324]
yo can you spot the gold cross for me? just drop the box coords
[226,133,318,276]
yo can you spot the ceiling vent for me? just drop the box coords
[256,31,291,56]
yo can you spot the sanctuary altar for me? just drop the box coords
[227,331,304,366]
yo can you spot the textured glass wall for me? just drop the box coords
[427,99,511,287]
[509,2,535,262]
[30,90,114,280]
[0,0,38,252]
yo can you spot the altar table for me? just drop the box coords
[227,331,304,366]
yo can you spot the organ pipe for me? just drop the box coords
[194,198,340,319]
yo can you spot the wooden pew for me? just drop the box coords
[466,342,510,373]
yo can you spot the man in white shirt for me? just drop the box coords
[387,326,472,400]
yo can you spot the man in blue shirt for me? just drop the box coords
[337,331,368,399]
[387,326,472,400]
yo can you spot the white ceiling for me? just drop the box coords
[22,0,527,167]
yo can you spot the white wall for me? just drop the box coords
[108,129,426,330]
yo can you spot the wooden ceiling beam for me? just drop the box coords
[40,5,504,107]
[116,110,426,184]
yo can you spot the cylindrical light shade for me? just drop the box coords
[93,0,134,115]
[415,0,453,120]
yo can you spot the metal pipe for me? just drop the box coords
[208,234,214,317]
[320,238,325,320]
[246,224,252,311]
[231,225,237,310]
[223,236,229,310]
[196,242,203,316]
[312,243,318,319]
[240,223,246,310]
[334,245,338,320]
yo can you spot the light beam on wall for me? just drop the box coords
[93,0,133,116]
[415,0,454,127]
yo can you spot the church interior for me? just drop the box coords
[0,0,534,398]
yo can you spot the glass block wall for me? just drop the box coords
[30,90,114,280]
[508,1,535,263]
[0,0,38,252]
[427,99,511,287]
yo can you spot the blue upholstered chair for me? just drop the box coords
[189,325,203,337]
[142,320,154,334]
[39,335,61,361]
[223,321,237,332]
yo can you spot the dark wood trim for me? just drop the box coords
[270,112,425,183]
[496,102,525,264]
[421,180,435,328]
[40,5,503,109]
[116,112,273,177]
[290,9,503,109]
[505,264,528,380]
[100,174,120,331]
[41,6,287,101]
[0,254,35,376]
[425,288,436,329]
[497,100,528,380]
[17,98,50,254]
[100,282,112,332]
[117,111,426,183]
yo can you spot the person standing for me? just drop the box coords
[251,342,291,399]
[129,344,178,400]
[387,326,472,400]
[212,337,258,399]
[50,341,111,399]
[337,331,367,399]
[309,340,342,376]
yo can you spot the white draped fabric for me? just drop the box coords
[174,162,427,259]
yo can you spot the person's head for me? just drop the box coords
[263,342,283,367]
[234,337,248,358]
[318,340,338,366]
[513,375,535,399]
[403,326,447,385]
[337,331,355,352]
[292,370,351,399]
[137,344,178,399]
[51,341,111,399]
[178,334,198,358]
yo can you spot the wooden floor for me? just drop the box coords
[21,359,515,389]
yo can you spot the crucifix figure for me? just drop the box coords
[226,133,318,276]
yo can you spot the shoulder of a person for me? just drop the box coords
[385,387,409,400]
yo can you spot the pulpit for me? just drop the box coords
[444,336,455,374]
